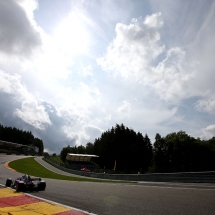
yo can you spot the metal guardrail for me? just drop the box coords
[43,158,215,183]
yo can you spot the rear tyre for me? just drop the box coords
[38,181,46,191]
[16,181,25,192]
[6,178,12,187]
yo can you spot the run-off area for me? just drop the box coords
[0,187,92,215]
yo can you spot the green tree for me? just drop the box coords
[0,124,44,154]
[152,131,215,173]
[77,145,86,154]
[152,133,168,172]
[60,145,74,162]
[92,124,152,173]
[32,138,44,153]
[86,142,94,154]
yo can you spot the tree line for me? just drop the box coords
[60,124,215,173]
[0,124,44,153]
[153,131,215,172]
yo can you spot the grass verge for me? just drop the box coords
[8,157,132,183]
[46,156,64,165]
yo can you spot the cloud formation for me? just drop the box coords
[0,0,215,153]
[0,0,41,58]
[195,96,215,114]
[97,13,195,104]
[98,13,164,80]
[0,70,51,130]
[202,125,215,139]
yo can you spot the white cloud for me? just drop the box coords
[28,10,92,80]
[149,1,215,105]
[98,12,164,80]
[0,70,31,101]
[202,124,215,139]
[53,12,90,56]
[79,65,93,77]
[1,0,215,152]
[0,0,41,58]
[0,70,51,129]
[117,101,131,115]
[0,70,20,94]
[151,47,195,102]
[62,124,102,146]
[98,12,204,104]
[55,82,101,118]
[16,0,38,21]
[14,100,51,130]
[195,96,215,114]
[80,125,102,144]
[114,101,178,130]
[83,125,102,137]
[0,1,92,80]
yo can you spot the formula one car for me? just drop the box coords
[80,167,90,172]
[5,174,46,192]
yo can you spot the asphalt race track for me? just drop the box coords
[1,155,215,215]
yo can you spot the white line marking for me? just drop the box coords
[137,181,215,188]
[124,183,215,190]
[0,184,97,215]
[25,193,97,215]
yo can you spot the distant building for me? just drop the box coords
[66,153,99,170]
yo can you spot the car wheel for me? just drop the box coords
[6,178,12,187]
[38,181,46,191]
[16,181,25,192]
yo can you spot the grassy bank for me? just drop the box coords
[8,157,130,183]
[45,155,64,165]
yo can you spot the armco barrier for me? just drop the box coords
[43,158,215,183]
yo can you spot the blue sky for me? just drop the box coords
[0,0,215,153]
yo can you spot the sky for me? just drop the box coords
[0,0,215,154]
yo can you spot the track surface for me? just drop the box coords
[1,155,215,215]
